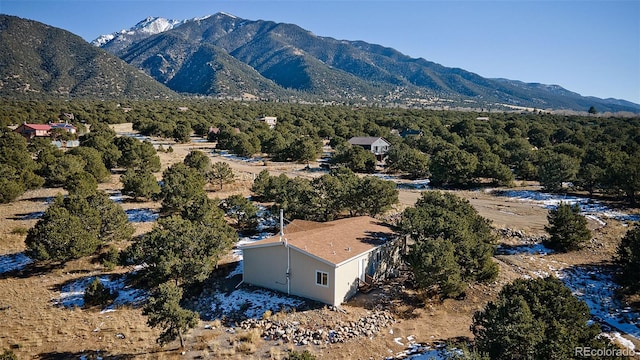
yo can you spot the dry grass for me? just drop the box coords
[236,328,262,344]
[235,341,257,354]
[268,346,285,359]
[2,124,638,358]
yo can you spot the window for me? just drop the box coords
[316,271,328,287]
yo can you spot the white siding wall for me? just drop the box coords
[242,245,288,294]
[371,139,389,154]
[243,239,402,306]
[334,253,372,305]
[289,249,335,305]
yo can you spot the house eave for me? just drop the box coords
[333,245,381,268]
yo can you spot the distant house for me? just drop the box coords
[14,123,52,139]
[240,216,402,306]
[348,137,391,158]
[50,122,77,134]
[14,122,78,147]
[256,116,277,129]
[476,117,490,121]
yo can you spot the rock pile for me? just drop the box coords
[236,311,395,346]
[497,228,547,244]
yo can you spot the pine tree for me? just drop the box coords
[544,203,591,252]
[407,237,465,298]
[159,163,206,214]
[472,277,610,360]
[400,191,498,298]
[615,225,640,293]
[209,161,234,190]
[143,282,199,348]
[121,168,161,200]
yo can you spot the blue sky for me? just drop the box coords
[1,0,639,104]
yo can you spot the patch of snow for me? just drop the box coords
[387,337,459,360]
[584,214,607,226]
[215,150,264,163]
[226,262,243,279]
[92,33,115,47]
[397,179,431,190]
[54,274,147,311]
[108,191,125,203]
[405,349,449,360]
[371,174,431,190]
[194,14,213,21]
[208,288,304,319]
[601,332,636,351]
[125,208,158,223]
[92,16,186,47]
[0,252,33,274]
[492,189,640,222]
[218,12,237,19]
[496,242,553,256]
[372,174,400,181]
[558,266,640,340]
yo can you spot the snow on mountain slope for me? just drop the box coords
[91,16,188,47]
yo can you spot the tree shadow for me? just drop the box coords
[0,255,65,280]
[37,350,140,359]
[494,242,553,256]
[348,273,424,320]
[9,211,44,220]
[23,195,55,204]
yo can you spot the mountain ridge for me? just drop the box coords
[0,13,636,112]
[0,14,177,99]
[91,12,639,112]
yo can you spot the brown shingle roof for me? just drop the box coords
[242,216,396,266]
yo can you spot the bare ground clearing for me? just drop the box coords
[1,125,638,358]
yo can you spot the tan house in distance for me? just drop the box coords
[240,216,402,306]
[255,116,277,129]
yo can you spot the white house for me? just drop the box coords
[256,116,277,129]
[347,137,391,158]
[240,216,401,306]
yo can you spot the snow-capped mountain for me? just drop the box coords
[91,16,189,50]
[86,12,640,112]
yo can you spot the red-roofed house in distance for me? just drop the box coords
[14,122,78,147]
[14,123,53,139]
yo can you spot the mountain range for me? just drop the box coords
[0,15,176,99]
[1,13,638,113]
